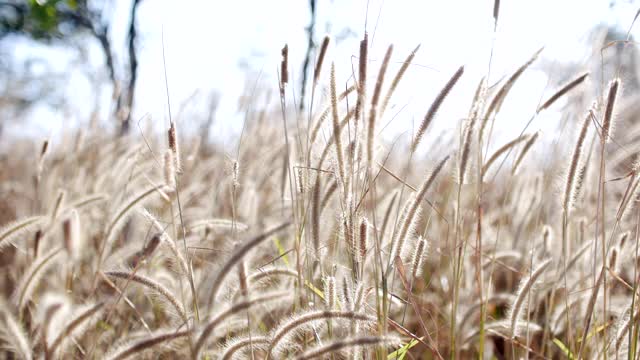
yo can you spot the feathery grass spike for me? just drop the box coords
[412,66,464,152]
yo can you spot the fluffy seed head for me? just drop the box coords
[412,66,464,152]
[355,32,368,122]
[563,110,591,214]
[358,217,368,262]
[619,231,630,249]
[62,210,82,261]
[167,122,181,172]
[602,78,620,143]
[232,159,240,188]
[40,138,49,158]
[314,35,330,84]
[280,44,289,90]
[537,72,589,113]
[167,122,176,152]
[295,165,305,194]
[163,150,176,188]
[323,276,337,309]
[512,131,539,175]
[411,236,428,279]
[609,246,619,273]
[508,258,552,338]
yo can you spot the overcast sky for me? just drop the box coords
[4,0,640,151]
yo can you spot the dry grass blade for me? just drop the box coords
[205,222,291,309]
[105,329,190,360]
[537,72,589,113]
[195,291,289,358]
[380,44,420,117]
[66,193,108,210]
[104,271,187,321]
[294,335,400,360]
[0,215,44,251]
[463,320,542,345]
[317,108,356,168]
[577,266,606,359]
[511,131,539,174]
[187,218,249,232]
[221,335,269,360]
[246,267,299,285]
[482,134,529,175]
[13,247,63,311]
[508,258,551,338]
[0,304,32,360]
[47,302,104,357]
[267,310,377,357]
[390,155,449,270]
[139,209,189,274]
[615,302,640,353]
[479,48,543,143]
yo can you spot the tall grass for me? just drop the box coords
[0,4,638,359]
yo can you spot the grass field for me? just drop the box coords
[1,9,640,359]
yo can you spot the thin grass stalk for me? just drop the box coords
[629,209,640,359]
[97,185,165,272]
[0,216,44,251]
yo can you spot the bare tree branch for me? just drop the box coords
[298,0,317,113]
[120,0,141,134]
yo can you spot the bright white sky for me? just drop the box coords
[5,0,640,151]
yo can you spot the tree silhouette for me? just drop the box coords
[0,0,142,133]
